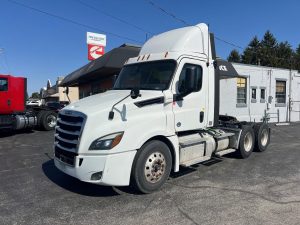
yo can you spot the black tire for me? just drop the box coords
[37,111,44,128]
[40,111,57,131]
[254,123,270,152]
[131,140,172,194]
[236,125,255,158]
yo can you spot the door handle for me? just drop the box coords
[200,111,204,123]
[7,99,11,106]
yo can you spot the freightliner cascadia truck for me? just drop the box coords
[0,74,58,131]
[54,23,270,193]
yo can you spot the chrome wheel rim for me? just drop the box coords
[47,115,57,128]
[244,132,253,152]
[261,129,269,146]
[144,152,166,183]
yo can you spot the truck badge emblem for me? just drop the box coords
[219,65,228,71]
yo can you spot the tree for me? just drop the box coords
[258,30,278,67]
[227,31,300,70]
[227,49,241,63]
[294,44,300,71]
[241,36,261,65]
[276,41,293,69]
[31,92,40,99]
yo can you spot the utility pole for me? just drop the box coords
[288,58,293,123]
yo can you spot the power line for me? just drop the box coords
[145,0,189,26]
[144,0,293,64]
[7,0,143,44]
[74,0,153,36]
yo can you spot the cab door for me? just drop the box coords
[172,58,208,131]
[0,76,11,114]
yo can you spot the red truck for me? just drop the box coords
[0,74,57,131]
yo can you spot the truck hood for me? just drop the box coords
[64,89,164,116]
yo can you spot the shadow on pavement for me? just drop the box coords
[42,159,120,197]
[0,129,35,138]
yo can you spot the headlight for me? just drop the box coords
[89,132,124,150]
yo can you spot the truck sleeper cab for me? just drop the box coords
[54,23,270,193]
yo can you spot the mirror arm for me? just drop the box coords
[173,90,193,101]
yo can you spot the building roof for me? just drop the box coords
[60,44,141,87]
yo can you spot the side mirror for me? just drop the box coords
[65,87,69,95]
[130,88,141,99]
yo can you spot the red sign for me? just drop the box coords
[88,44,105,60]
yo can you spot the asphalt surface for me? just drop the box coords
[0,124,300,225]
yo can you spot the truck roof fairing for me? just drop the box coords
[140,23,210,57]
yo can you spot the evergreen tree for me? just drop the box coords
[241,36,261,65]
[227,49,241,63]
[293,44,300,71]
[276,41,293,69]
[31,92,40,99]
[227,31,300,70]
[259,30,278,67]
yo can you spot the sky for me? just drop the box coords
[0,0,300,95]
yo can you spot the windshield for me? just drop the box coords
[113,60,176,90]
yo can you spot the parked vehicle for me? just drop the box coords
[26,99,42,106]
[54,23,270,193]
[45,101,67,112]
[0,74,58,131]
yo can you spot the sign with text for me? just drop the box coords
[88,44,105,60]
[86,32,106,46]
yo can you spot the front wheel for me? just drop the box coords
[131,140,172,194]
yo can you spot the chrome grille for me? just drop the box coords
[54,111,86,165]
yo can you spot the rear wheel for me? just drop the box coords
[131,140,172,194]
[254,123,270,152]
[236,125,255,158]
[40,111,57,131]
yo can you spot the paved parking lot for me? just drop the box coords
[0,124,300,225]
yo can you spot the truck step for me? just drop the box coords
[214,148,236,157]
[180,156,211,167]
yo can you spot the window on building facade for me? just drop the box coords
[260,88,266,101]
[237,77,247,105]
[275,80,286,104]
[251,88,256,100]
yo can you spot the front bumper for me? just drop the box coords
[54,150,137,186]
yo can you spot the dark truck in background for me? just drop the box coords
[0,74,58,131]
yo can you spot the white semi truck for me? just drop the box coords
[54,23,270,193]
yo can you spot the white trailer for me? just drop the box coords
[54,23,270,193]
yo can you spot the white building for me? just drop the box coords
[220,63,300,123]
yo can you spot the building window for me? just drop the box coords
[237,77,247,106]
[251,87,257,103]
[276,80,286,104]
[0,78,8,91]
[260,88,266,103]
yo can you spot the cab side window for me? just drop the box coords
[0,78,8,91]
[178,64,202,94]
